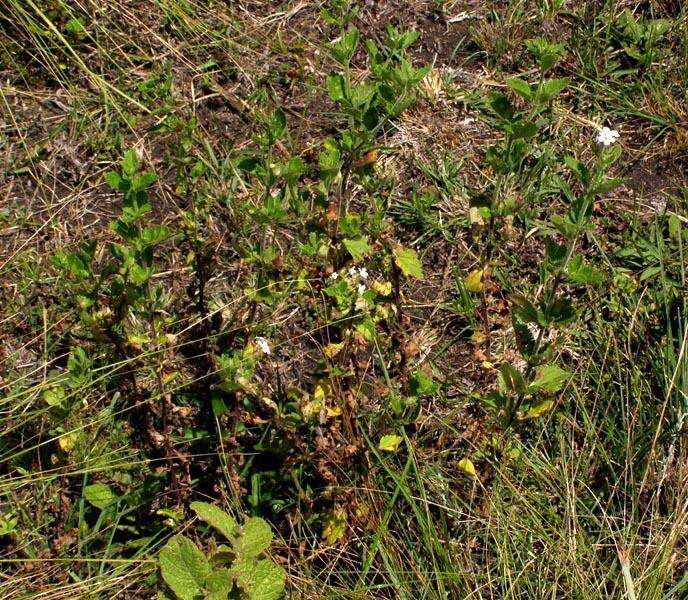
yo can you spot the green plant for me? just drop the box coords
[613,9,670,69]
[159,502,285,600]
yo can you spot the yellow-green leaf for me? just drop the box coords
[458,458,477,477]
[393,248,424,279]
[464,269,484,292]
[523,399,555,419]
[323,507,347,545]
[378,434,403,452]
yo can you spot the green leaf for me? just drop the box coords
[489,93,514,121]
[268,109,286,141]
[105,171,129,192]
[234,518,273,559]
[191,502,238,542]
[233,557,286,600]
[506,77,532,100]
[511,119,538,140]
[83,483,118,509]
[326,73,346,102]
[567,254,603,285]
[378,434,403,452]
[393,247,424,279]
[121,149,139,176]
[159,535,211,600]
[530,364,570,393]
[342,237,371,261]
[205,569,234,600]
[539,77,569,101]
[498,363,526,395]
[355,318,376,342]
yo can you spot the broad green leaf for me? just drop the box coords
[393,247,424,279]
[122,149,139,176]
[83,483,118,509]
[506,77,532,100]
[378,434,403,452]
[233,557,286,600]
[205,569,234,600]
[342,237,371,261]
[530,364,570,393]
[511,119,538,139]
[498,363,526,395]
[567,254,603,285]
[105,171,128,192]
[354,318,376,342]
[540,77,569,100]
[191,502,238,542]
[159,535,211,600]
[326,73,346,102]
[234,518,273,559]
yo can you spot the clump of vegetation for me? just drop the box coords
[1,1,687,598]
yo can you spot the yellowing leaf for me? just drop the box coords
[464,269,484,293]
[372,280,392,296]
[58,433,76,453]
[378,434,403,452]
[469,206,485,226]
[323,508,347,545]
[323,342,345,358]
[302,400,321,420]
[458,458,477,477]
[326,406,342,418]
[523,400,555,419]
[313,380,332,403]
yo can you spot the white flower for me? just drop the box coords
[330,272,338,280]
[348,266,358,277]
[357,283,366,296]
[255,337,271,355]
[596,126,620,147]
[358,267,369,280]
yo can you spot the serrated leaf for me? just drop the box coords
[530,364,570,393]
[122,149,139,176]
[105,171,128,192]
[234,518,273,559]
[191,502,238,542]
[506,77,532,100]
[540,77,569,100]
[83,483,118,509]
[159,535,211,600]
[233,557,286,600]
[378,434,403,452]
[342,237,371,261]
[393,247,424,279]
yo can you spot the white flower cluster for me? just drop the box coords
[348,266,369,295]
[596,126,620,147]
[330,266,370,295]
